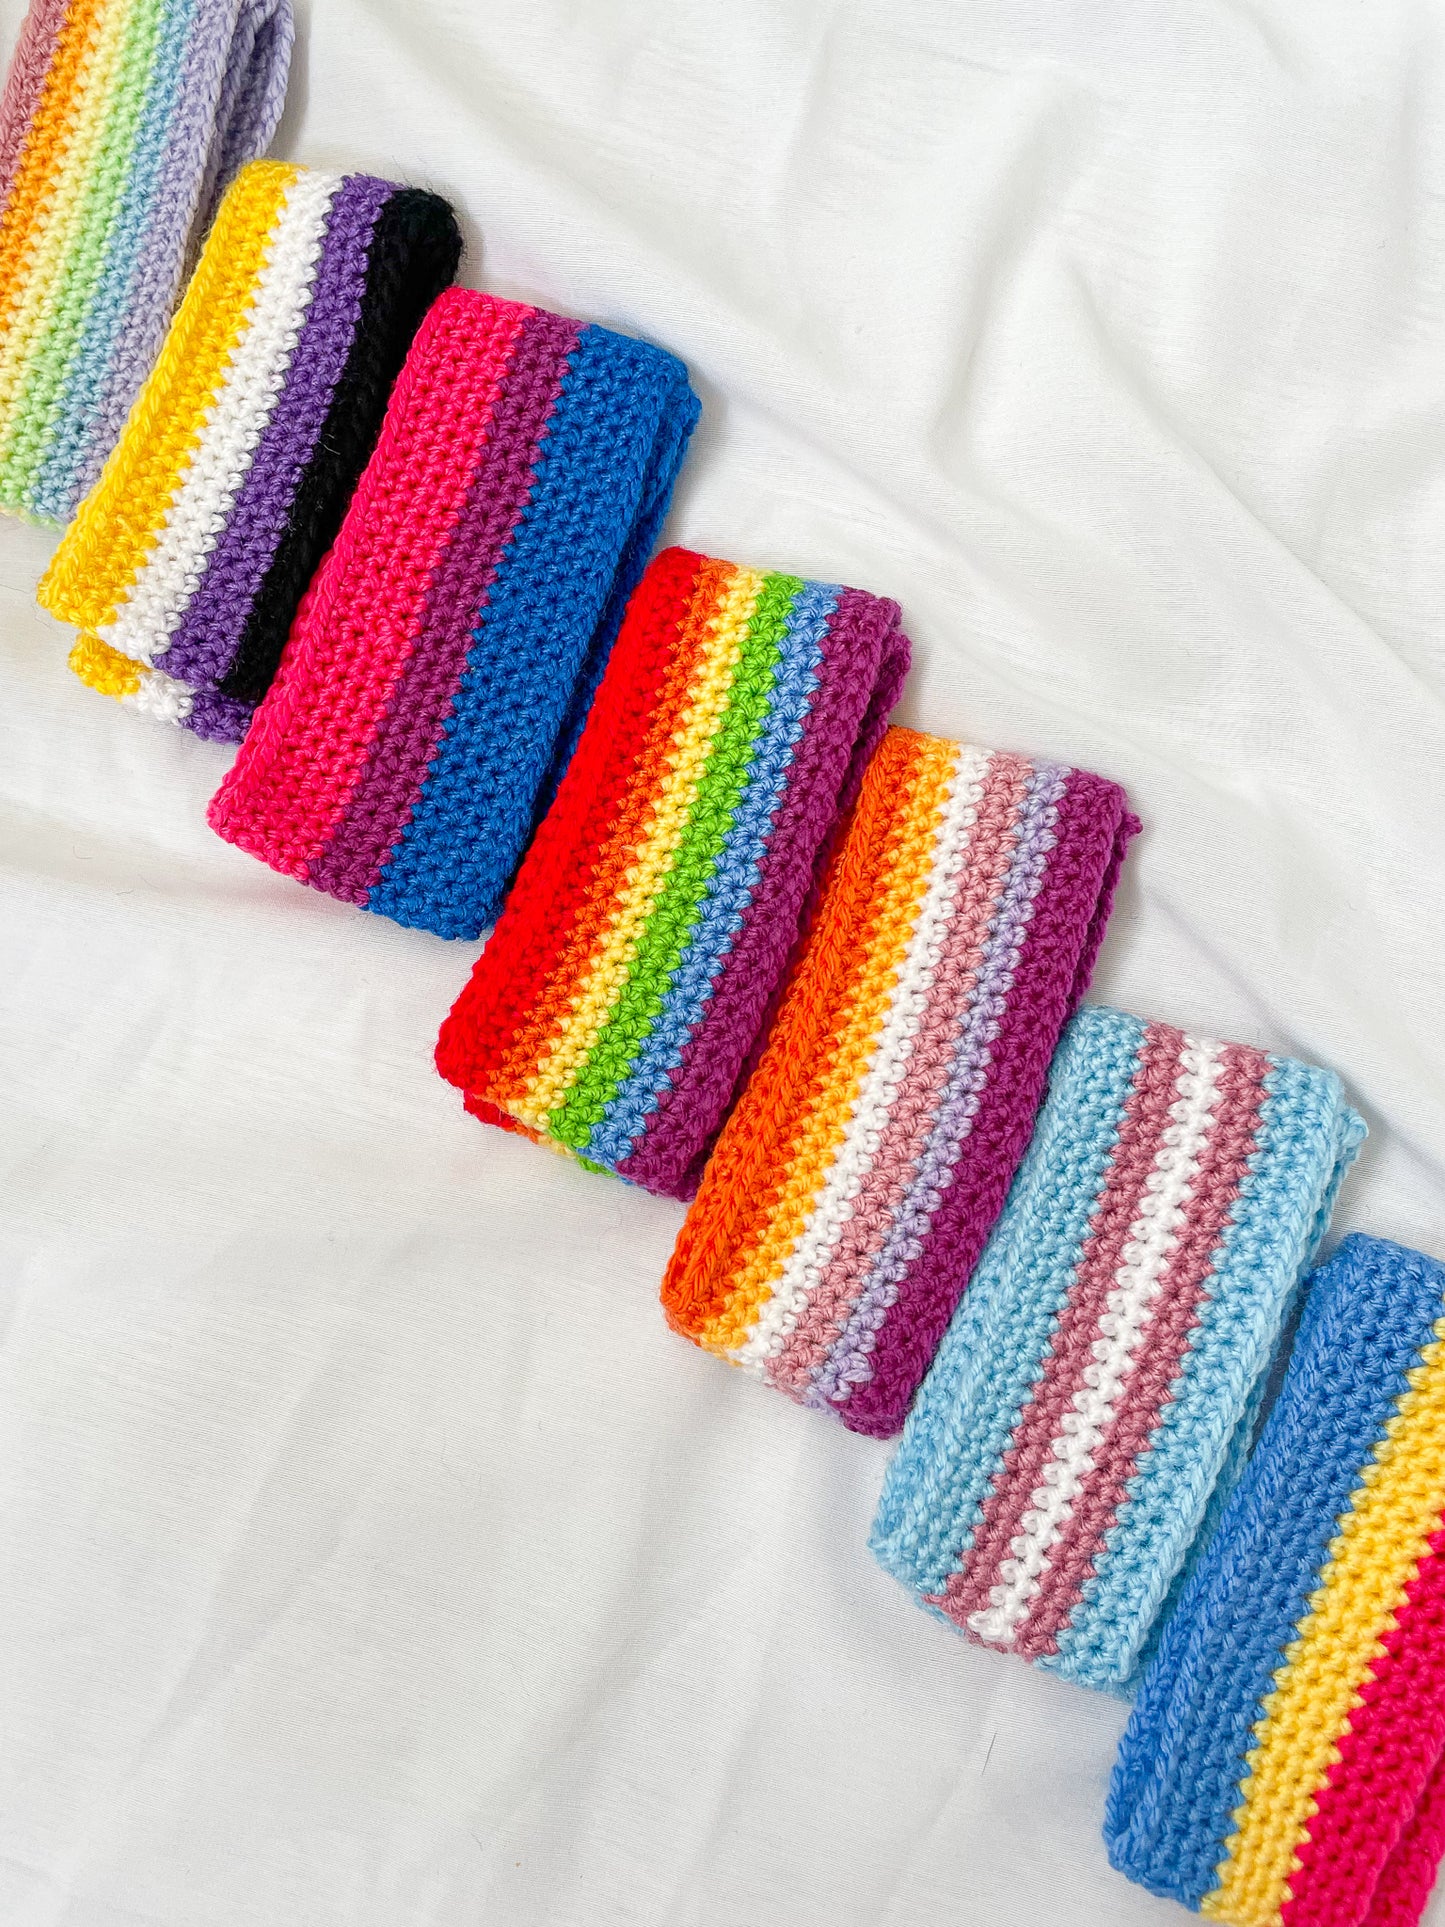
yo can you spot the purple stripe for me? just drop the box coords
[614,587,911,1200]
[802,762,1067,1410]
[835,765,1137,1439]
[305,306,582,906]
[156,173,390,688]
[183,683,253,742]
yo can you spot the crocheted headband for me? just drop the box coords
[0,0,293,524]
[433,545,911,1199]
[870,1004,1366,1693]
[39,159,461,741]
[207,287,700,938]
[660,727,1137,1436]
[1106,1233,1445,1927]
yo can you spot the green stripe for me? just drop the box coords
[547,570,801,1152]
[0,0,165,502]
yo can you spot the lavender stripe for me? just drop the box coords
[156,173,389,687]
[615,588,910,1199]
[306,307,581,905]
[804,762,1069,1409]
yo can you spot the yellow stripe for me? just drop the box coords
[698,737,958,1355]
[0,0,135,436]
[506,564,766,1131]
[37,158,296,632]
[1203,1325,1445,1926]
[69,630,142,697]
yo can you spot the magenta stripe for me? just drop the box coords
[1013,1043,1271,1657]
[306,307,581,904]
[934,1023,1185,1629]
[763,753,1032,1398]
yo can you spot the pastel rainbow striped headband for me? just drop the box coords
[871,1004,1365,1692]
[0,0,293,525]
[661,726,1137,1437]
[434,545,911,1200]
[208,287,699,939]
[39,159,461,740]
[1107,1233,1445,1927]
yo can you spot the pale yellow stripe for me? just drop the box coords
[697,738,959,1356]
[37,158,296,633]
[0,0,135,436]
[507,566,767,1132]
[1203,1325,1445,1926]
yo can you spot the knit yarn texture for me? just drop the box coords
[434,546,911,1199]
[0,0,293,525]
[871,1005,1366,1691]
[660,727,1137,1437]
[39,159,461,740]
[207,287,700,938]
[1106,1234,1445,1927]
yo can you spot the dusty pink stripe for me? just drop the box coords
[764,752,1032,1397]
[932,1023,1187,1630]
[210,292,529,872]
[1014,1042,1271,1656]
[0,0,69,221]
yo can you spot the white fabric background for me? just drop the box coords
[2,3,1443,1923]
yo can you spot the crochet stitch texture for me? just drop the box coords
[207,286,700,939]
[0,0,294,524]
[871,1004,1366,1690]
[434,546,911,1199]
[661,727,1137,1437]
[39,159,461,740]
[1106,1234,1445,1927]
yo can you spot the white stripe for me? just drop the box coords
[124,665,195,727]
[967,1037,1227,1646]
[732,744,991,1374]
[102,169,342,666]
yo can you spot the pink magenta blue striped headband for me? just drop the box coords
[870,1003,1365,1692]
[658,725,1137,1438]
[208,286,700,939]
[38,159,461,740]
[0,0,294,525]
[1106,1233,1445,1927]
[433,546,911,1201]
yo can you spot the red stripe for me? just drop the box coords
[1015,1042,1269,1658]
[931,1023,1184,1631]
[1282,1520,1445,1927]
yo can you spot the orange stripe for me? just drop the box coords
[661,727,947,1353]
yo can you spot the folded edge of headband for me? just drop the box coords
[1105,1232,1445,1927]
[0,0,294,524]
[434,544,912,1200]
[660,726,1137,1435]
[39,157,461,739]
[869,1003,1365,1690]
[207,285,700,938]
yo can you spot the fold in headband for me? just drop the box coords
[208,287,699,937]
[39,159,461,740]
[0,0,294,524]
[1106,1234,1445,1927]
[434,545,911,1199]
[870,1005,1365,1691]
[660,727,1136,1436]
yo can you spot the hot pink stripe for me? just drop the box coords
[764,753,1031,1397]
[932,1023,1186,1630]
[209,290,530,872]
[1013,1043,1270,1657]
